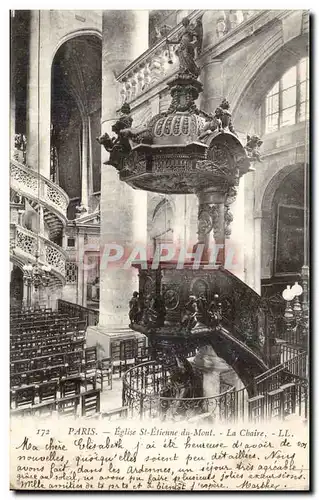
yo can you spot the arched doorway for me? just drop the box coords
[51,34,102,220]
[261,165,305,297]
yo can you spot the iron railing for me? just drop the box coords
[122,351,309,422]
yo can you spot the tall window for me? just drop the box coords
[265,57,309,134]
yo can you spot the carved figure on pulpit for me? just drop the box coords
[181,295,199,330]
[194,17,203,57]
[129,291,142,324]
[245,134,263,162]
[96,103,134,170]
[197,293,208,323]
[207,294,223,328]
[198,108,223,140]
[141,293,166,328]
[167,17,200,78]
[219,98,236,134]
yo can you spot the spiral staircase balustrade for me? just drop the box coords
[122,352,308,422]
[10,223,67,284]
[10,160,69,236]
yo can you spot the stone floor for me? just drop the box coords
[99,375,123,412]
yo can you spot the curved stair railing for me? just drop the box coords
[10,223,67,285]
[10,159,69,239]
[122,350,308,422]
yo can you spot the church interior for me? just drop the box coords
[10,9,309,422]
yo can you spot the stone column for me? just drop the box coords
[243,171,256,289]
[197,188,226,265]
[81,121,89,210]
[172,195,187,252]
[10,13,16,158]
[225,179,245,281]
[193,346,230,420]
[77,231,85,306]
[26,10,51,178]
[26,10,40,170]
[199,12,225,114]
[254,215,262,295]
[87,11,149,356]
[88,116,94,200]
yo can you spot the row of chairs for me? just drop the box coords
[11,331,85,352]
[11,388,101,418]
[10,336,85,361]
[11,350,86,374]
[109,338,150,377]
[10,307,55,323]
[10,309,106,419]
[10,346,100,387]
[10,317,85,336]
[11,319,86,337]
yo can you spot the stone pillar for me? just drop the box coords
[26,11,51,178]
[87,11,149,355]
[77,231,85,306]
[193,346,230,419]
[172,195,187,252]
[254,215,262,295]
[26,10,40,170]
[244,171,256,289]
[81,121,89,209]
[197,188,226,265]
[199,12,225,113]
[225,179,245,281]
[10,13,16,158]
[88,116,94,199]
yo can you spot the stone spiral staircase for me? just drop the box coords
[10,158,69,286]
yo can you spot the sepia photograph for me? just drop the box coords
[9,8,310,491]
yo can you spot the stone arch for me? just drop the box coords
[259,162,305,280]
[149,196,175,243]
[260,163,303,216]
[147,194,175,227]
[51,29,102,63]
[230,33,308,133]
[51,32,102,201]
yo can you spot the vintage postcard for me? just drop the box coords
[9,9,310,491]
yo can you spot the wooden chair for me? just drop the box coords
[81,389,101,417]
[85,346,98,367]
[47,364,66,381]
[60,377,82,398]
[11,386,35,409]
[110,341,125,377]
[83,347,98,390]
[66,351,84,365]
[10,359,30,374]
[122,339,137,373]
[27,369,45,386]
[57,394,80,417]
[97,358,113,391]
[38,381,58,404]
